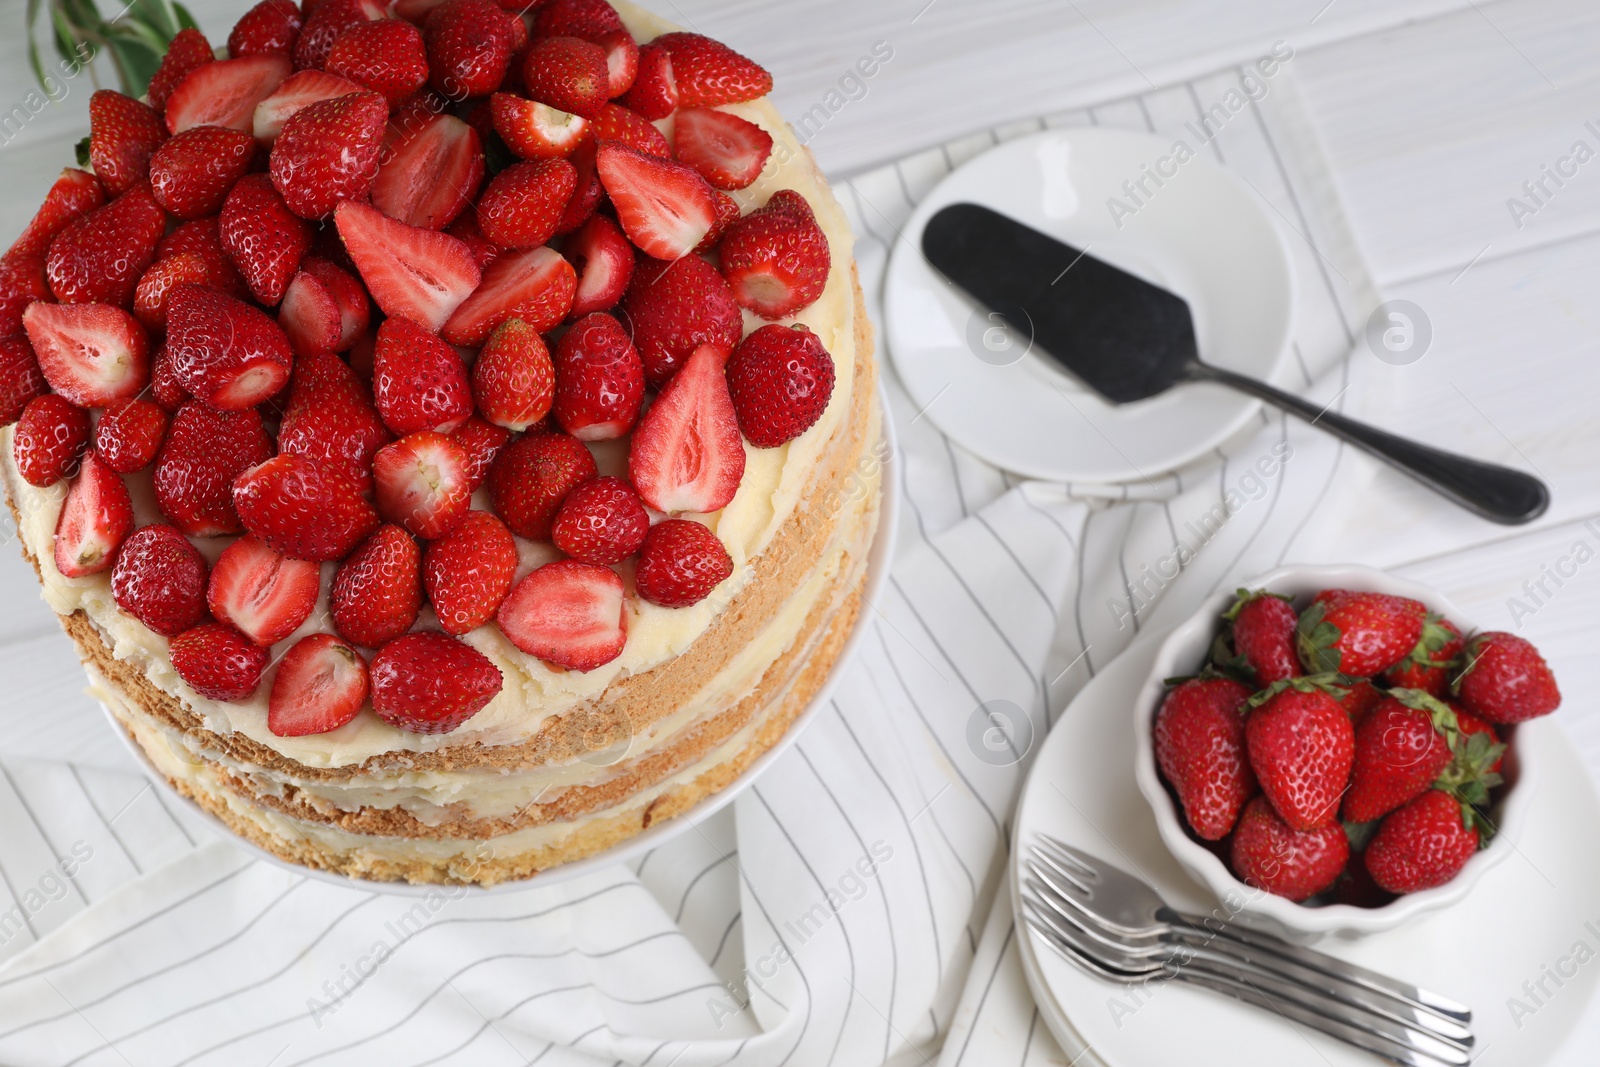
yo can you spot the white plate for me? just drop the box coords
[884,127,1294,483]
[1011,633,1600,1066]
[102,396,901,897]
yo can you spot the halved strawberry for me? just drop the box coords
[233,453,381,561]
[0,253,50,338]
[595,143,717,260]
[370,630,502,734]
[553,312,643,440]
[557,139,604,234]
[551,476,648,565]
[295,0,387,71]
[532,0,624,41]
[88,91,169,197]
[674,107,772,190]
[473,318,554,431]
[148,126,257,221]
[372,316,474,434]
[497,559,625,670]
[165,54,293,134]
[269,633,370,737]
[207,533,321,645]
[276,347,392,491]
[53,451,135,578]
[95,397,168,473]
[220,174,315,306]
[423,509,517,635]
[0,336,48,426]
[332,524,422,646]
[370,111,485,230]
[490,94,589,160]
[279,269,343,356]
[440,245,575,345]
[229,0,303,60]
[45,183,167,308]
[111,523,209,636]
[655,32,771,107]
[450,416,511,491]
[423,0,516,98]
[635,517,733,607]
[13,394,89,487]
[169,623,270,701]
[477,158,576,248]
[488,429,597,539]
[564,213,634,315]
[252,69,366,141]
[590,102,671,157]
[326,18,430,104]
[148,28,216,113]
[155,217,247,300]
[621,41,676,120]
[718,189,831,319]
[269,89,388,220]
[598,29,639,98]
[165,284,294,410]
[629,343,745,514]
[521,35,611,119]
[22,302,151,408]
[620,250,741,386]
[299,257,370,349]
[154,403,274,536]
[335,201,482,332]
[8,169,105,260]
[372,431,473,539]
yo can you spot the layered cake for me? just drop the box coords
[0,0,881,884]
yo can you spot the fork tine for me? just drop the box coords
[1027,844,1095,897]
[1036,833,1100,879]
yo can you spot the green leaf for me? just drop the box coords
[74,134,90,166]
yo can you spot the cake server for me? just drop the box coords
[920,202,1549,524]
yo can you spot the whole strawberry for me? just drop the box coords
[635,518,734,607]
[1453,631,1561,724]
[1230,796,1349,902]
[424,0,515,99]
[372,316,474,435]
[219,174,314,306]
[170,622,270,702]
[718,190,831,320]
[325,19,429,104]
[1342,691,1455,823]
[0,336,48,427]
[111,524,209,637]
[552,312,645,441]
[724,324,836,448]
[232,454,381,561]
[153,403,274,536]
[424,509,518,635]
[1152,676,1256,840]
[13,394,90,488]
[450,416,512,491]
[148,28,216,112]
[370,631,503,734]
[1365,789,1482,893]
[489,430,598,540]
[45,183,167,307]
[552,476,649,565]
[473,318,555,432]
[0,253,51,338]
[1383,615,1464,697]
[653,32,772,108]
[1297,590,1425,677]
[276,348,392,493]
[228,0,301,60]
[1244,681,1354,831]
[619,251,742,387]
[521,35,611,119]
[148,126,257,220]
[87,91,168,198]
[269,90,388,220]
[332,524,422,648]
[7,168,105,262]
[1223,589,1298,685]
[1338,677,1384,727]
[95,398,169,474]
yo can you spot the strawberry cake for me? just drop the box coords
[0,0,882,884]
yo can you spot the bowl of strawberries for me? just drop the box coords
[1133,564,1561,941]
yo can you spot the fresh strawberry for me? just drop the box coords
[1451,708,1506,775]
[165,54,293,134]
[110,524,208,636]
[278,269,343,356]
[472,318,554,431]
[598,29,639,98]
[269,633,370,736]
[521,36,611,119]
[251,69,367,141]
[372,431,473,539]
[95,398,168,473]
[424,0,516,98]
[1229,796,1349,902]
[299,257,370,348]
[294,0,385,71]
[1152,676,1255,840]
[552,311,643,440]
[1453,631,1560,723]
[551,476,647,565]
[276,348,391,490]
[233,453,381,560]
[1383,616,1463,696]
[490,94,589,160]
[335,201,482,331]
[1223,589,1299,685]
[7,169,105,260]
[450,415,511,490]
[170,622,271,701]
[724,323,835,447]
[22,302,151,407]
[156,217,247,300]
[718,189,830,319]
[654,32,771,108]
[674,107,772,190]
[207,533,321,645]
[496,558,626,669]
[1343,692,1456,823]
[147,28,216,112]
[134,253,213,332]
[564,213,634,315]
[0,253,51,337]
[1365,789,1482,893]
[1244,681,1355,832]
[88,91,169,198]
[488,429,597,539]
[589,102,671,157]
[331,524,422,646]
[220,174,316,306]
[154,403,273,536]
[53,451,135,578]
[326,18,430,103]
[620,251,741,386]
[372,316,473,435]
[269,89,388,220]
[441,245,575,345]
[165,284,293,410]
[371,112,485,230]
[532,0,623,40]
[13,394,90,487]
[148,349,189,412]
[1297,591,1425,677]
[621,41,676,120]
[147,126,257,220]
[635,518,733,607]
[0,336,48,426]
[370,630,501,732]
[423,508,518,634]
[557,139,605,234]
[596,143,717,260]
[229,0,303,59]
[629,344,744,514]
[445,211,501,269]
[45,183,167,308]
[477,159,576,249]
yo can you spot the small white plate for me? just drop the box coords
[1011,634,1600,1065]
[884,127,1294,483]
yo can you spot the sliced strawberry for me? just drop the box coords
[0,253,50,338]
[147,28,216,112]
[370,630,502,734]
[134,253,212,332]
[557,139,604,234]
[331,524,422,646]
[277,347,392,491]
[423,509,517,635]
[655,32,771,108]
[635,517,733,607]
[148,126,257,220]
[88,91,168,198]
[269,89,388,220]
[440,245,574,345]
[269,633,369,736]
[551,476,647,565]
[22,302,151,408]
[0,336,48,426]
[370,111,484,230]
[335,201,482,332]
[696,189,742,254]
[629,343,745,514]
[521,35,611,119]
[95,398,168,473]
[621,41,676,120]
[251,69,366,141]
[424,0,515,98]
[477,158,576,248]
[279,269,342,356]
[229,0,303,59]
[165,284,293,410]
[490,93,589,159]
[298,257,370,349]
[233,453,381,561]
[674,107,772,190]
[13,394,89,487]
[170,622,270,701]
[155,217,247,300]
[110,524,208,636]
[590,102,671,157]
[154,403,273,536]
[489,429,597,539]
[326,18,430,103]
[372,316,474,434]
[8,169,105,261]
[207,533,321,645]
[220,174,315,306]
[719,189,831,319]
[295,0,386,71]
[620,250,741,386]
[53,451,135,578]
[149,347,190,412]
[725,323,835,447]
[166,54,293,135]
[372,431,472,539]
[532,0,624,41]
[450,416,511,491]
[564,213,634,315]
[45,183,167,308]
[596,143,716,260]
[472,318,554,431]
[497,559,625,670]
[553,311,643,440]
[598,29,639,98]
